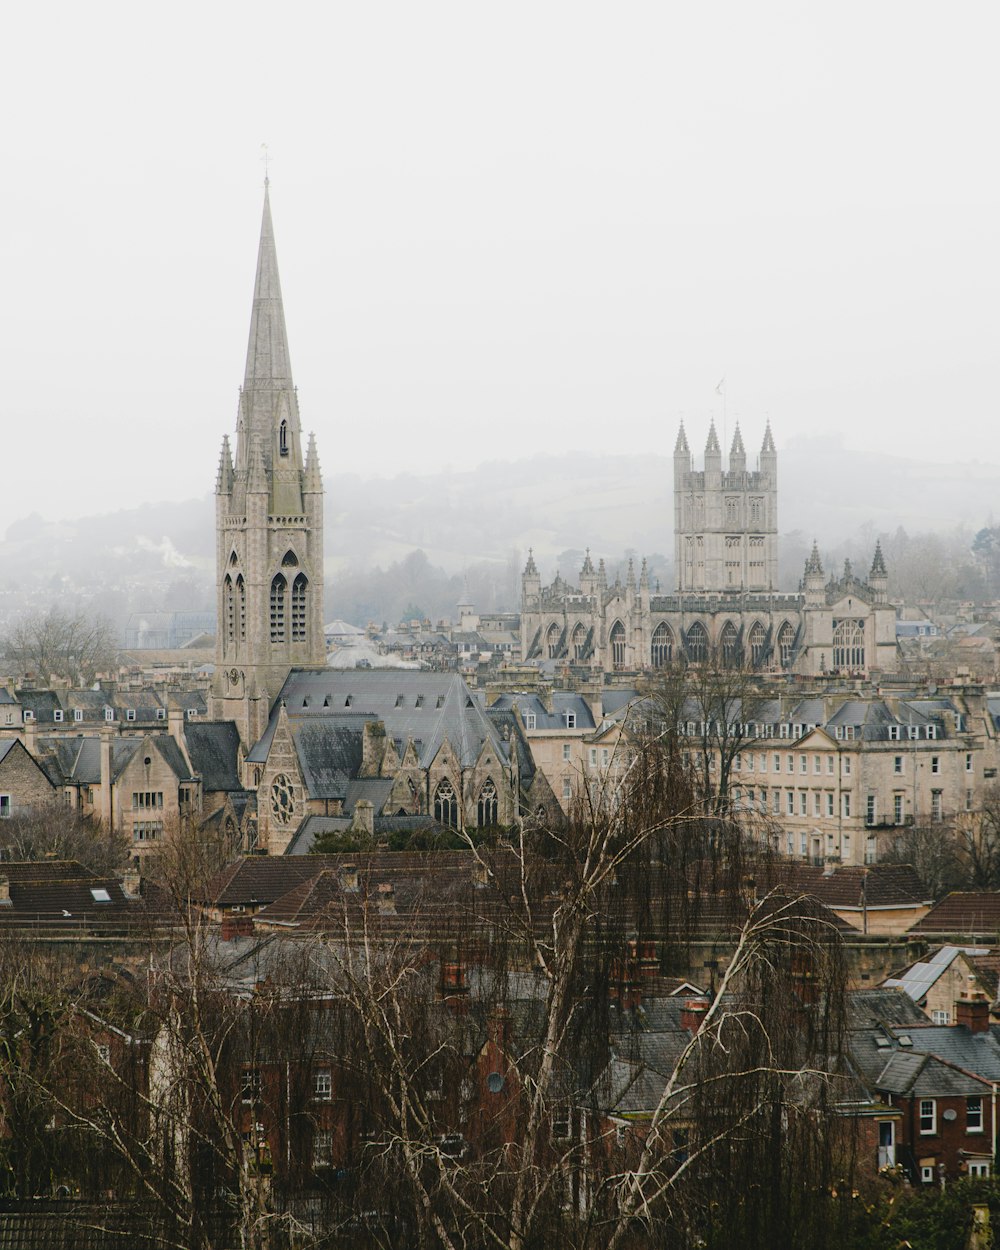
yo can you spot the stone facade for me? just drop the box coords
[211,183,326,746]
[520,424,897,678]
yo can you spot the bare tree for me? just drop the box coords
[4,606,119,685]
[0,801,130,876]
[640,650,770,816]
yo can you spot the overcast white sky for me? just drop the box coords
[2,1,998,535]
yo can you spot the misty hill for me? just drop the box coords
[1,439,996,629]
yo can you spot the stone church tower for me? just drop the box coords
[673,420,777,592]
[211,183,325,745]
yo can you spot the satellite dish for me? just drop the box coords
[943,1108,958,1121]
[487,1072,505,1094]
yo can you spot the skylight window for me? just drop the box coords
[90,888,112,903]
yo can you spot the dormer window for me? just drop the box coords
[279,419,289,456]
[74,709,83,723]
[156,708,166,721]
[23,710,34,722]
[104,708,114,722]
[126,709,136,722]
[53,709,63,723]
[565,712,576,729]
[524,712,536,730]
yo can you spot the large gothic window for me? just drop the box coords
[610,620,626,670]
[833,619,865,671]
[685,621,707,664]
[572,623,587,660]
[546,623,561,659]
[224,576,235,646]
[748,621,766,668]
[270,574,287,642]
[434,778,458,828]
[651,622,674,669]
[279,419,289,457]
[236,576,246,641]
[777,621,795,668]
[292,574,308,641]
[720,621,740,668]
[477,779,498,828]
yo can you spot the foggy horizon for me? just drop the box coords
[2,3,998,540]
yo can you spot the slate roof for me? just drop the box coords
[249,670,512,775]
[183,721,243,791]
[486,692,596,731]
[845,987,931,1030]
[909,893,1000,937]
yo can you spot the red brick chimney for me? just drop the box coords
[956,992,991,1034]
[680,997,710,1034]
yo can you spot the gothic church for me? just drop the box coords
[520,424,897,678]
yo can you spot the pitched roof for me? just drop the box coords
[909,892,1000,938]
[183,720,243,791]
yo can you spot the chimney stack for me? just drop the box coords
[956,992,991,1035]
[680,997,710,1034]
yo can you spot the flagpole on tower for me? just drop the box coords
[715,377,726,454]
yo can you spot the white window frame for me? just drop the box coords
[919,1099,936,1135]
[967,1096,984,1133]
[53,709,63,723]
[969,1161,991,1178]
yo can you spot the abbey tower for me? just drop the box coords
[211,184,325,745]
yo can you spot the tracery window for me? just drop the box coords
[572,623,587,660]
[434,778,458,828]
[748,621,766,668]
[292,574,308,641]
[651,623,673,669]
[777,622,794,668]
[610,620,626,670]
[720,621,740,668]
[546,623,560,659]
[685,621,707,664]
[832,619,865,671]
[477,779,498,828]
[270,574,287,642]
[279,419,289,456]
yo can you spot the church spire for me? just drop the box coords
[244,182,293,388]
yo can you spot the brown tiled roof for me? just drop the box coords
[205,852,478,911]
[774,863,930,909]
[909,892,1000,937]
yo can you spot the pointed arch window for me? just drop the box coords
[477,779,498,828]
[292,574,308,642]
[236,576,246,642]
[777,621,795,668]
[720,621,740,669]
[546,623,561,659]
[281,549,298,567]
[434,778,458,829]
[572,623,587,660]
[833,619,865,671]
[270,574,287,642]
[610,620,626,670]
[748,621,766,668]
[685,621,707,664]
[224,576,235,646]
[651,622,673,669]
[279,419,289,457]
